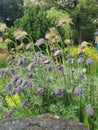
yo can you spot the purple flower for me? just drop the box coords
[55,89,63,97]
[78,58,84,64]
[26,43,32,50]
[10,68,15,74]
[42,59,51,64]
[79,74,84,79]
[46,65,52,71]
[17,59,23,65]
[27,81,33,88]
[7,110,12,118]
[21,80,28,87]
[22,56,27,63]
[6,83,12,90]
[28,62,35,70]
[86,106,93,115]
[15,87,21,94]
[16,78,23,85]
[77,50,83,55]
[11,75,18,82]
[86,58,93,65]
[37,87,43,94]
[0,69,5,76]
[74,87,82,95]
[56,64,64,72]
[22,100,28,107]
[27,73,33,78]
[35,38,44,46]
[53,50,62,57]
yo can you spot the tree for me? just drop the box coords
[0,0,23,27]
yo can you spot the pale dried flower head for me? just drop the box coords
[0,37,3,44]
[45,27,60,43]
[57,15,72,27]
[13,29,28,40]
[0,22,7,32]
[4,39,12,44]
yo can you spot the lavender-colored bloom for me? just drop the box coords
[11,75,18,82]
[14,87,21,94]
[6,83,12,90]
[47,77,51,82]
[42,59,51,64]
[17,59,23,65]
[78,57,84,64]
[7,110,12,118]
[56,64,64,72]
[55,89,63,97]
[21,80,28,87]
[27,73,33,78]
[16,78,23,85]
[86,106,93,115]
[22,56,27,63]
[0,69,4,76]
[46,65,52,71]
[22,100,28,107]
[79,74,84,79]
[10,68,15,74]
[26,43,32,50]
[86,58,93,65]
[27,81,33,88]
[53,50,62,57]
[35,38,44,46]
[74,87,82,95]
[28,62,35,70]
[37,87,43,94]
[77,50,83,55]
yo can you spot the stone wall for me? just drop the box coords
[0,113,89,130]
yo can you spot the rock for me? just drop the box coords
[0,113,89,130]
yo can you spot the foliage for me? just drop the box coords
[0,0,23,27]
[14,5,55,42]
[0,29,98,130]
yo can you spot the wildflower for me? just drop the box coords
[35,38,44,46]
[53,50,62,57]
[0,22,7,32]
[42,59,51,64]
[26,43,32,50]
[17,59,23,66]
[16,78,23,85]
[14,87,21,94]
[37,87,43,94]
[11,75,18,83]
[74,87,82,95]
[79,74,84,79]
[55,89,63,97]
[56,64,64,72]
[27,81,33,88]
[78,57,84,64]
[0,69,5,76]
[46,65,52,71]
[7,110,12,118]
[22,100,28,108]
[13,29,27,40]
[86,106,93,115]
[77,50,83,55]
[6,83,12,90]
[5,93,21,107]
[47,77,51,82]
[10,68,15,74]
[21,80,28,87]
[28,61,35,70]
[86,58,93,65]
[22,56,27,63]
[27,73,33,78]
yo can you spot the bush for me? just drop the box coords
[14,6,55,42]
